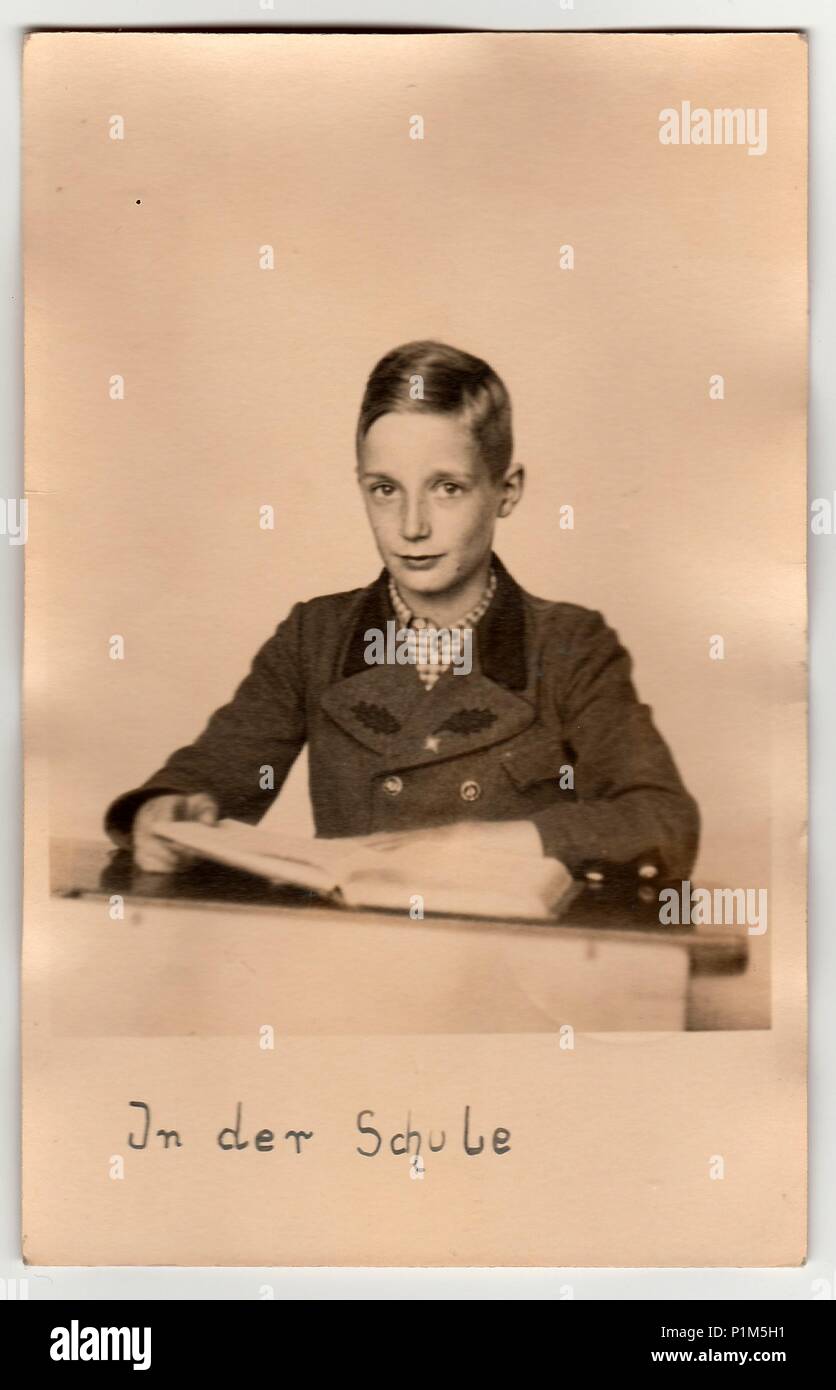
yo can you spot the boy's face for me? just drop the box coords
[357,411,521,600]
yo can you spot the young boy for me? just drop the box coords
[105,340,699,883]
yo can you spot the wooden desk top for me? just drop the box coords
[50,838,748,979]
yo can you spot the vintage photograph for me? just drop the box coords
[23,30,806,1267]
[79,334,738,1034]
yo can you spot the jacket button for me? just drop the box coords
[459,779,481,803]
[383,775,403,796]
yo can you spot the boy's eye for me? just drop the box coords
[436,481,464,497]
[369,483,396,497]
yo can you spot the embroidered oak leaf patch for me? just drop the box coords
[352,702,401,735]
[434,708,497,736]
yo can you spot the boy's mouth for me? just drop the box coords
[398,553,445,571]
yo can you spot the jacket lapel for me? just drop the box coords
[319,554,536,766]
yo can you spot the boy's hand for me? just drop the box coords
[132,792,219,873]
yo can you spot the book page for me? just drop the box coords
[151,820,342,896]
[341,837,573,916]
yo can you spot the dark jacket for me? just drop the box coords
[104,554,699,879]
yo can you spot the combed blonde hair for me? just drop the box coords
[355,340,513,482]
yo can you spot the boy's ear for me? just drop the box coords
[497,462,524,517]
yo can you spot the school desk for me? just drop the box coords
[45,839,753,1036]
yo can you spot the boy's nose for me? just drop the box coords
[400,497,431,541]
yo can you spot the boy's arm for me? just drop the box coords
[529,610,700,881]
[104,602,308,850]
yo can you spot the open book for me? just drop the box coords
[152,818,575,922]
